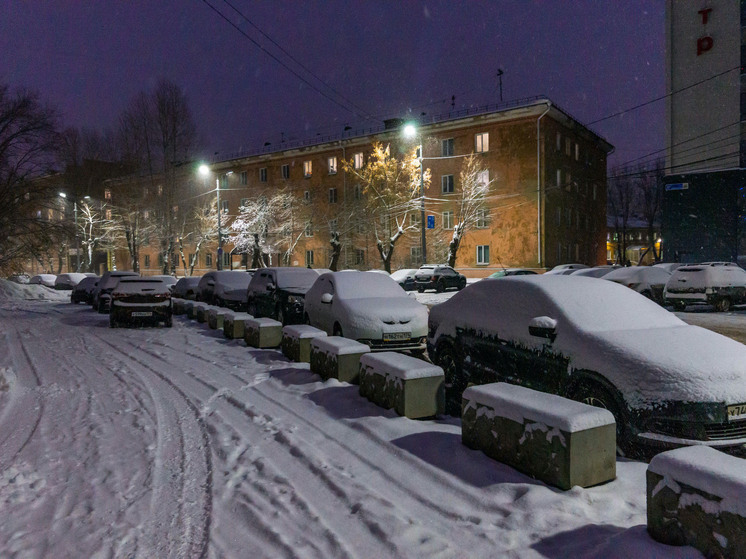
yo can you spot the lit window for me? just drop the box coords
[476,245,490,265]
[575,143,580,161]
[105,209,112,220]
[442,211,454,230]
[477,170,489,189]
[475,133,489,153]
[441,175,455,194]
[328,157,337,175]
[143,210,150,219]
[282,164,290,179]
[158,184,163,196]
[353,152,364,169]
[329,188,338,203]
[104,189,111,200]
[556,169,562,188]
[304,160,312,177]
[259,168,267,182]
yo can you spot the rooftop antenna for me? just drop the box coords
[496,69,504,102]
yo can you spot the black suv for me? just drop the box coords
[414,265,467,293]
[246,267,320,325]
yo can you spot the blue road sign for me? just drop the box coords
[427,215,435,229]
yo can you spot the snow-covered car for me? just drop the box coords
[427,275,746,455]
[569,266,619,278]
[664,262,746,312]
[172,276,201,300]
[487,268,537,279]
[246,267,320,325]
[109,277,172,328]
[653,262,686,273]
[543,263,589,275]
[603,266,672,305]
[390,268,419,290]
[8,274,30,284]
[70,276,99,304]
[414,265,467,293]
[151,275,178,292]
[304,271,428,352]
[54,273,89,290]
[29,274,57,287]
[197,270,253,310]
[93,271,140,313]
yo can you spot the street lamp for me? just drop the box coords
[403,124,427,264]
[199,164,223,270]
[59,192,81,272]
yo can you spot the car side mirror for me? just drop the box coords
[266,283,275,291]
[207,280,215,287]
[528,316,557,341]
[320,293,333,304]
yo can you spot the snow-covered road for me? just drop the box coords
[0,291,703,558]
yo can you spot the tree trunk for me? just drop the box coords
[329,232,341,271]
[447,227,462,268]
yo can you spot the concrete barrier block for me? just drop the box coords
[461,383,616,491]
[281,325,327,362]
[172,298,188,315]
[359,352,444,419]
[185,301,201,319]
[309,336,370,383]
[244,317,283,348]
[223,312,253,339]
[647,445,746,558]
[208,307,228,330]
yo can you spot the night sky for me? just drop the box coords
[2,1,664,168]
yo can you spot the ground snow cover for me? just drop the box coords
[0,279,706,558]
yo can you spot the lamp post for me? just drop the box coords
[403,124,427,264]
[59,192,83,272]
[199,164,224,270]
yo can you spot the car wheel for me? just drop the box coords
[333,323,343,337]
[437,342,466,416]
[672,301,686,312]
[571,381,631,457]
[436,280,445,293]
[715,297,732,312]
[417,286,424,293]
[458,278,466,290]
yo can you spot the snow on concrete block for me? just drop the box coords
[461,383,616,491]
[359,352,444,419]
[309,336,370,383]
[208,307,228,330]
[172,298,188,315]
[196,304,213,323]
[244,317,282,348]
[647,445,746,557]
[281,324,327,363]
[223,312,253,339]
[186,301,202,319]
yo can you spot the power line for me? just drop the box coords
[587,65,740,125]
[200,0,372,121]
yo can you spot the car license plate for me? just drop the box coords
[131,311,153,317]
[727,403,746,421]
[384,331,410,342]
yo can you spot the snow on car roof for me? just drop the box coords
[390,269,418,281]
[328,271,407,299]
[603,266,671,283]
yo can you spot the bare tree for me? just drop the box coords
[635,158,665,264]
[77,201,118,272]
[444,154,492,267]
[607,164,638,265]
[343,142,430,272]
[0,84,62,274]
[176,199,218,276]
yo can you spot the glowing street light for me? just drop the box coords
[198,164,223,270]
[403,123,427,264]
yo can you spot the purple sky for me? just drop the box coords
[2,1,664,168]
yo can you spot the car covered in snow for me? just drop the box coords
[54,273,89,290]
[7,273,30,284]
[172,276,201,300]
[151,275,178,292]
[414,265,467,293]
[543,263,589,275]
[70,276,99,304]
[487,268,538,279]
[390,268,419,291]
[603,266,672,305]
[196,270,254,310]
[109,277,172,328]
[304,271,428,352]
[569,265,619,278]
[29,274,57,287]
[93,271,140,313]
[664,262,746,312]
[247,267,320,325]
[427,275,746,455]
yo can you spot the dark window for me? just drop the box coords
[441,138,454,157]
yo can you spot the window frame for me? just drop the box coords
[476,245,490,265]
[475,132,489,153]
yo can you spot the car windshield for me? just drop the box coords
[334,272,406,299]
[114,279,170,295]
[216,271,252,288]
[275,268,320,289]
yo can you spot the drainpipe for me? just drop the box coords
[536,101,552,267]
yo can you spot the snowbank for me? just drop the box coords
[0,279,69,302]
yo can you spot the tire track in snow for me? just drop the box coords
[91,332,212,559]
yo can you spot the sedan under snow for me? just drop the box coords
[427,275,746,456]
